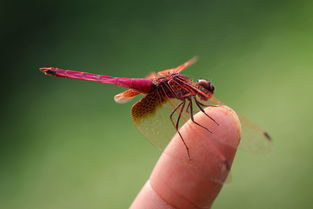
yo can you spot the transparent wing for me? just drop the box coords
[131,92,237,150]
[131,92,272,153]
[210,96,272,153]
[237,115,272,153]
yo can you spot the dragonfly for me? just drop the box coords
[39,58,271,160]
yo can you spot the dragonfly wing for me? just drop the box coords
[209,96,272,153]
[145,72,157,79]
[157,57,198,76]
[238,115,272,153]
[132,90,271,154]
[114,89,141,104]
[131,90,180,149]
[131,91,229,150]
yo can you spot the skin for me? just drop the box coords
[130,105,241,209]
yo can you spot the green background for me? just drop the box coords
[2,0,313,208]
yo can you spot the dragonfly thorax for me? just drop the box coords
[153,74,214,102]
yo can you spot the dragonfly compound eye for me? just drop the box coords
[208,82,215,92]
[197,79,215,94]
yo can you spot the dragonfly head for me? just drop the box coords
[196,79,215,100]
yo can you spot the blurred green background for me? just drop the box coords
[2,0,313,208]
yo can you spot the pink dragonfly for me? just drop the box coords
[39,58,271,159]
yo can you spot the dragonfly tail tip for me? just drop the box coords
[39,67,56,76]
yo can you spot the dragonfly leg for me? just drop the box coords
[170,100,191,160]
[194,97,219,126]
[196,100,219,108]
[185,101,191,113]
[188,98,213,133]
[169,101,184,128]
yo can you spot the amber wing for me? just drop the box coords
[131,89,180,149]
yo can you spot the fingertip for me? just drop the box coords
[149,105,241,208]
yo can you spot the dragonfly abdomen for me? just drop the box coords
[39,67,154,93]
